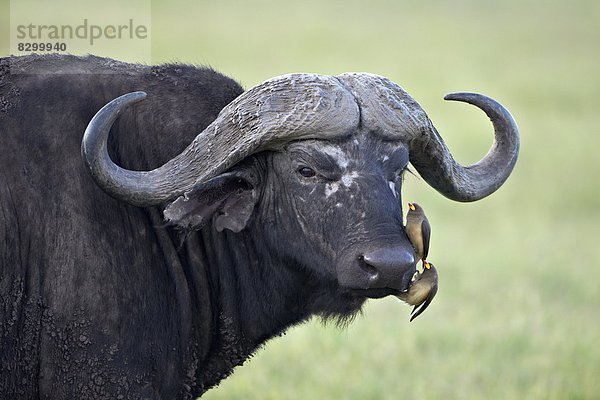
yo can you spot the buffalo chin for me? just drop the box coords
[314,288,399,328]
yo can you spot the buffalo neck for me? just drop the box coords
[175,219,312,394]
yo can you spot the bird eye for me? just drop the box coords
[298,166,316,178]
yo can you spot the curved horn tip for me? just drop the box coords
[443,91,519,133]
[444,92,513,116]
[444,92,497,104]
[83,91,148,149]
[117,91,147,103]
[87,91,148,124]
[444,92,473,101]
[99,91,147,111]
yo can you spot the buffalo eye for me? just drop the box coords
[297,166,316,178]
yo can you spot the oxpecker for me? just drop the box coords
[397,261,439,321]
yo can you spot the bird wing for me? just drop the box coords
[421,218,431,260]
[410,280,438,322]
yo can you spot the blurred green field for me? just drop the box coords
[1,0,599,398]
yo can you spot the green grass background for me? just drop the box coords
[1,0,599,398]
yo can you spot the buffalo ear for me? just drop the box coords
[163,172,257,232]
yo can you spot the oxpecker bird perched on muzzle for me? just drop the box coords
[397,261,439,321]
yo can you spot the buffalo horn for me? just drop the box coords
[82,74,360,206]
[336,73,520,202]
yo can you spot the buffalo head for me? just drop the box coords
[81,73,519,306]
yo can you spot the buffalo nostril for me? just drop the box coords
[357,254,380,282]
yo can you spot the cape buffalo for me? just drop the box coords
[0,54,519,399]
